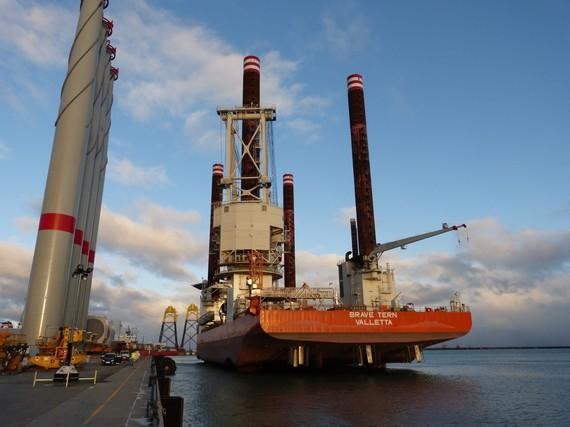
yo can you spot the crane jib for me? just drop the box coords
[370,224,467,259]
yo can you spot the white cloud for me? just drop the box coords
[108,156,169,186]
[135,199,201,227]
[0,239,199,341]
[257,51,329,119]
[296,251,340,287]
[464,218,570,275]
[259,51,300,115]
[183,110,222,150]
[0,0,75,66]
[0,1,331,142]
[98,205,205,280]
[184,110,209,134]
[0,243,32,320]
[89,269,198,343]
[109,2,241,121]
[106,1,329,143]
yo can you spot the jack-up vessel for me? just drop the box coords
[195,56,471,369]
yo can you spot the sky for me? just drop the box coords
[0,0,569,347]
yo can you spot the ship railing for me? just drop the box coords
[342,304,471,313]
[449,303,471,313]
[398,305,472,313]
[259,287,337,301]
[424,304,471,313]
[261,300,338,311]
[259,287,339,311]
[256,301,471,313]
[218,261,281,275]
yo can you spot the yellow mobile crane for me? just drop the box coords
[0,330,28,373]
[28,327,87,369]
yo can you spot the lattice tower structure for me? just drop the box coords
[158,305,179,349]
[180,304,199,353]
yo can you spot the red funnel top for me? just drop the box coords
[244,55,261,73]
[212,163,224,177]
[347,74,364,91]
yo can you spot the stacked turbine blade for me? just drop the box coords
[22,0,118,345]
[76,61,118,331]
[64,27,115,330]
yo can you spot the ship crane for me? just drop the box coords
[367,223,467,261]
[340,222,467,308]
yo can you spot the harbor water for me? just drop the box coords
[170,349,570,426]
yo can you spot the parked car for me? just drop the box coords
[1,321,13,329]
[101,352,120,365]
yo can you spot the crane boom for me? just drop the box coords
[368,223,466,260]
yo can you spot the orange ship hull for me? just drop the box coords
[197,308,472,369]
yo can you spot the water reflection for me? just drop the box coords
[171,357,481,426]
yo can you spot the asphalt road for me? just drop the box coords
[0,357,152,426]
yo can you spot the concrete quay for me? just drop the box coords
[0,357,159,426]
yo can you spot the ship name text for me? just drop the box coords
[349,311,397,327]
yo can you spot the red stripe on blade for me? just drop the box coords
[39,213,76,234]
[74,229,84,245]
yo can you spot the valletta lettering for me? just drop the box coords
[349,311,397,326]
